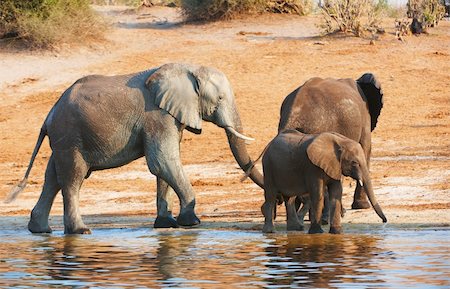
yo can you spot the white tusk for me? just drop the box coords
[358,179,364,187]
[226,126,255,142]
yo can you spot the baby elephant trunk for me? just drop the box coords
[360,171,387,223]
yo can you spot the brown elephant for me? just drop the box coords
[7,63,264,234]
[278,73,383,211]
[261,129,387,234]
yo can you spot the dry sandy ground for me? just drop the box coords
[0,6,449,232]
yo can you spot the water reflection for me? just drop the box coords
[0,228,448,288]
[262,233,387,288]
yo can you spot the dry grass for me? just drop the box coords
[0,0,106,50]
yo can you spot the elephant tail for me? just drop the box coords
[5,125,47,203]
[357,73,383,131]
[240,140,271,182]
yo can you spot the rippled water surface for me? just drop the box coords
[0,228,449,288]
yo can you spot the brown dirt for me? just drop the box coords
[0,6,449,232]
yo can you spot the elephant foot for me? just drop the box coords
[262,224,274,233]
[64,227,92,235]
[308,223,324,234]
[28,219,52,234]
[176,211,200,227]
[329,226,343,234]
[287,223,304,231]
[154,215,179,228]
[351,199,371,210]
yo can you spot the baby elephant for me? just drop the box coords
[261,129,387,234]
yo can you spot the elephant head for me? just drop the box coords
[356,73,383,131]
[146,63,264,188]
[306,132,387,223]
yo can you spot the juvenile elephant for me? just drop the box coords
[7,63,264,234]
[278,73,383,210]
[261,129,387,234]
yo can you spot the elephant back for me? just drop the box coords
[356,73,383,131]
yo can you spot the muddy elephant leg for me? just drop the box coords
[261,189,277,233]
[154,178,178,228]
[55,151,91,234]
[308,182,325,234]
[285,196,304,231]
[328,181,343,234]
[28,154,60,233]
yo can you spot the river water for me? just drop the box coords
[0,227,448,288]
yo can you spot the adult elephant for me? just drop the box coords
[278,73,383,210]
[7,63,264,234]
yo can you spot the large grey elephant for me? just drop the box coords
[260,129,387,234]
[7,63,264,234]
[278,73,383,210]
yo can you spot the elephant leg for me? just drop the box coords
[297,196,309,224]
[328,181,343,234]
[156,166,199,227]
[261,189,277,233]
[352,135,371,209]
[321,189,330,225]
[308,183,325,234]
[154,177,178,228]
[145,129,199,227]
[28,154,60,233]
[285,196,304,231]
[145,139,199,227]
[55,151,91,234]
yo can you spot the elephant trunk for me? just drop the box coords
[361,169,387,223]
[225,115,264,189]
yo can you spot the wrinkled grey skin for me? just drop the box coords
[261,129,387,234]
[8,63,263,234]
[278,73,383,211]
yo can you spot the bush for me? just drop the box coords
[319,0,384,36]
[180,0,312,22]
[265,0,313,15]
[407,0,445,27]
[180,0,266,21]
[0,0,106,49]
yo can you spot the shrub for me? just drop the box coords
[319,0,384,37]
[265,0,313,15]
[180,0,312,22]
[180,0,266,21]
[0,0,106,49]
[407,0,445,27]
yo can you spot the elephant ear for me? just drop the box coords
[356,73,383,132]
[146,63,202,133]
[306,132,342,181]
